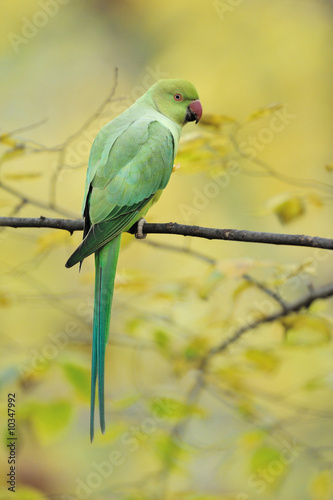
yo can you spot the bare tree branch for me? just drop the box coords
[50,67,119,207]
[158,279,333,491]
[0,216,332,250]
[0,216,83,232]
[206,281,333,359]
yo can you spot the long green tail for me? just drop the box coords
[90,235,121,442]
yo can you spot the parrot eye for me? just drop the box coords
[174,93,183,101]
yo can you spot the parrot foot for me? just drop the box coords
[135,218,147,239]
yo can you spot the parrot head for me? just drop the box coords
[147,79,202,126]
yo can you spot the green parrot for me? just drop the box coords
[65,79,202,441]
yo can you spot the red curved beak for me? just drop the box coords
[186,99,202,123]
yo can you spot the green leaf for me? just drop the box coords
[151,397,205,420]
[23,400,72,443]
[184,336,209,361]
[126,316,145,335]
[0,487,47,500]
[154,329,170,352]
[250,445,285,475]
[154,434,188,468]
[304,376,326,391]
[112,394,140,410]
[62,362,90,400]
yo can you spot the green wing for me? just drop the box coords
[66,119,174,268]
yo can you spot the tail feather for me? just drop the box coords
[90,235,121,442]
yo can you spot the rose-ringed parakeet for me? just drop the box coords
[65,79,202,441]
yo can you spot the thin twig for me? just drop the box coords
[207,281,333,357]
[50,68,119,207]
[0,185,77,218]
[159,280,333,493]
[243,273,288,311]
[143,239,217,265]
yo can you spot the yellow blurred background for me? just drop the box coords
[0,1,333,499]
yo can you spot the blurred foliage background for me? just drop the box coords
[1,0,333,499]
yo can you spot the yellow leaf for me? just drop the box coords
[199,112,237,128]
[307,193,324,207]
[178,131,209,152]
[285,315,331,346]
[310,470,333,500]
[245,349,280,372]
[218,258,255,278]
[0,290,10,307]
[267,193,305,224]
[214,366,246,391]
[0,146,25,164]
[198,266,224,299]
[0,133,19,147]
[177,147,215,165]
[116,268,153,292]
[245,102,283,122]
[209,135,229,155]
[232,280,252,301]
[325,162,333,172]
[4,172,42,181]
[309,299,327,313]
[240,430,266,450]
